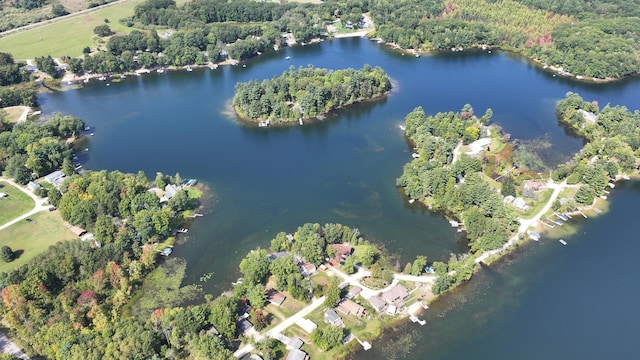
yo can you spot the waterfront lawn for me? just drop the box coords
[519,189,553,219]
[0,211,73,273]
[0,181,34,225]
[0,0,189,59]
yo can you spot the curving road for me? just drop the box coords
[0,177,49,232]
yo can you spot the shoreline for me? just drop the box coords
[233,90,391,128]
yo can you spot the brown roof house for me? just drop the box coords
[300,262,316,277]
[368,296,387,312]
[382,285,409,304]
[267,289,286,306]
[330,244,353,262]
[337,299,365,318]
[69,226,87,237]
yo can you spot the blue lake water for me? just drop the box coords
[40,38,640,359]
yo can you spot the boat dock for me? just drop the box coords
[409,314,426,326]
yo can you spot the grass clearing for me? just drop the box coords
[0,211,73,273]
[0,0,188,59]
[2,106,29,123]
[0,181,34,224]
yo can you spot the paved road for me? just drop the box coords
[0,0,136,40]
[475,180,567,264]
[393,273,436,283]
[0,177,49,231]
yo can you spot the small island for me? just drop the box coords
[233,65,391,125]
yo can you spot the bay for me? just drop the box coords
[39,38,640,358]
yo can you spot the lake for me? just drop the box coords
[40,38,640,359]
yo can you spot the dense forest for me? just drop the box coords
[369,0,640,79]
[551,92,639,205]
[0,52,37,107]
[233,65,391,123]
[396,106,520,253]
[0,113,83,184]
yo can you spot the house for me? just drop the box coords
[330,244,353,262]
[503,195,515,204]
[164,184,179,199]
[0,192,6,198]
[324,309,343,326]
[237,319,253,333]
[382,285,409,304]
[44,170,65,185]
[337,299,365,318]
[295,318,317,334]
[287,337,304,350]
[267,289,286,306]
[524,180,546,192]
[301,262,316,277]
[386,305,397,315]
[346,286,362,299]
[27,181,41,192]
[512,197,529,211]
[69,226,87,237]
[368,296,386,312]
[286,348,308,360]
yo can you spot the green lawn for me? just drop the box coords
[519,189,554,219]
[0,181,34,225]
[0,0,188,59]
[0,211,74,273]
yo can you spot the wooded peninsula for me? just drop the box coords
[233,65,391,124]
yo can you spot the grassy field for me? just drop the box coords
[0,0,188,59]
[0,181,34,225]
[0,211,73,273]
[1,106,29,122]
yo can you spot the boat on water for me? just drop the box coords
[98,76,106,81]
[285,56,291,60]
[157,68,165,73]
[299,118,303,126]
[415,53,420,58]
[186,66,193,72]
[408,199,415,204]
[559,239,567,245]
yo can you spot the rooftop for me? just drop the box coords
[382,284,409,303]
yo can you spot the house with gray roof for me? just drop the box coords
[324,309,343,326]
[286,348,308,360]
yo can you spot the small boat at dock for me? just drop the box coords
[160,247,173,256]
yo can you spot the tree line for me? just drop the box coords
[0,113,84,184]
[0,52,38,108]
[369,0,640,79]
[552,92,639,206]
[233,64,391,122]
